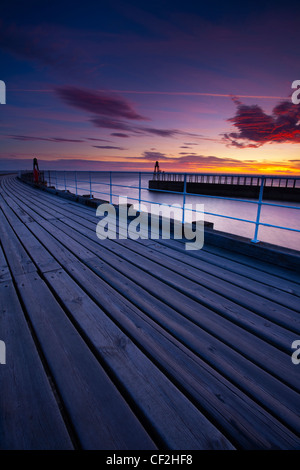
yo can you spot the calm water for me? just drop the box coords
[49,171,300,252]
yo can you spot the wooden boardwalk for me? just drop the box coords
[0,174,300,450]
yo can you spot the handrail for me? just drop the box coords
[19,170,300,245]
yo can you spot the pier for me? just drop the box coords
[149,172,300,202]
[1,173,300,450]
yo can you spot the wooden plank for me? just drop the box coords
[36,216,300,392]
[8,178,95,220]
[44,268,235,450]
[0,244,11,283]
[0,202,60,274]
[125,237,300,310]
[202,241,300,282]
[0,280,73,449]
[56,260,300,448]
[108,238,300,328]
[0,209,37,276]
[2,179,64,221]
[0,192,35,224]
[47,216,300,353]
[157,237,300,295]
[1,180,56,224]
[37,225,300,432]
[14,271,156,450]
[9,177,98,223]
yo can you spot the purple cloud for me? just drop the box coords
[111,133,130,138]
[89,117,138,132]
[142,151,169,160]
[92,145,126,150]
[7,134,85,143]
[56,86,147,120]
[138,127,179,137]
[86,137,112,142]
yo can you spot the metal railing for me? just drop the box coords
[152,171,300,188]
[21,170,300,245]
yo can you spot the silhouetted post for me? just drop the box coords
[33,157,40,184]
[55,170,58,189]
[252,176,265,243]
[64,171,67,192]
[153,161,160,180]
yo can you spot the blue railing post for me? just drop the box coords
[182,173,187,225]
[251,175,265,243]
[75,171,78,196]
[89,171,93,199]
[64,171,67,192]
[139,172,141,211]
[110,171,112,204]
[55,170,58,189]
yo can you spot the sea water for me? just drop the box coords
[49,171,300,252]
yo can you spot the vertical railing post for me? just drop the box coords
[64,171,67,192]
[48,170,51,187]
[55,170,58,190]
[138,172,141,211]
[182,173,187,225]
[109,171,112,204]
[251,175,265,243]
[89,171,93,199]
[75,171,78,196]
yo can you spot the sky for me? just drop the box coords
[0,0,300,174]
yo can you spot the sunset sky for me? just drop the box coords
[0,0,300,174]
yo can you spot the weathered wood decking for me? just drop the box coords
[0,174,300,450]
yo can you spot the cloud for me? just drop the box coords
[90,115,201,139]
[138,127,180,137]
[86,137,112,142]
[141,152,241,166]
[56,86,147,120]
[92,145,126,150]
[7,134,85,143]
[111,133,130,138]
[90,117,137,132]
[142,151,170,161]
[56,86,204,140]
[224,99,300,148]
